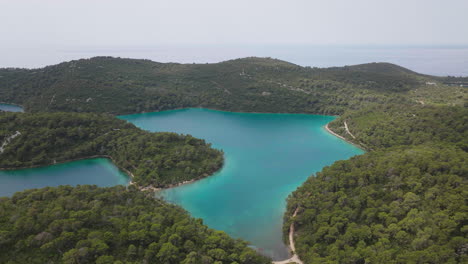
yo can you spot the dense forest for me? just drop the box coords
[285,145,467,263]
[0,185,271,264]
[285,102,467,263]
[0,112,223,188]
[1,57,467,263]
[0,57,464,115]
[328,104,468,151]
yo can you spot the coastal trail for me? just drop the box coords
[325,122,368,151]
[272,207,303,264]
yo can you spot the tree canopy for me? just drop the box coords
[0,185,271,264]
[0,112,223,188]
[1,57,463,115]
[1,57,466,263]
[286,145,467,263]
[328,104,468,151]
[286,103,467,263]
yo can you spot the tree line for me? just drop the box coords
[0,185,271,264]
[0,112,223,188]
[285,103,467,263]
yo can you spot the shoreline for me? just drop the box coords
[2,109,363,263]
[145,173,216,192]
[272,124,364,263]
[273,207,303,264]
[324,123,366,151]
[118,106,338,118]
[0,155,133,176]
[0,102,25,110]
[0,154,223,193]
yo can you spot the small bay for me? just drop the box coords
[0,158,129,197]
[120,108,364,260]
[0,103,24,112]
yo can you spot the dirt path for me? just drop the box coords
[0,131,21,154]
[344,121,356,139]
[272,207,303,264]
[325,123,347,141]
[324,123,367,151]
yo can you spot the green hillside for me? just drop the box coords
[285,91,467,263]
[0,185,271,264]
[1,57,467,263]
[2,57,463,115]
[328,104,468,151]
[286,145,467,263]
[0,112,223,188]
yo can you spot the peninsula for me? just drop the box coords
[0,57,466,263]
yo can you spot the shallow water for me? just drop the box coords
[120,108,364,260]
[0,158,129,197]
[0,103,24,112]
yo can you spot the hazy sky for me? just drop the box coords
[1,0,468,74]
[1,0,468,47]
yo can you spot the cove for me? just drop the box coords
[0,158,129,197]
[0,103,24,112]
[120,108,364,260]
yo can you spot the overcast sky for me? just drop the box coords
[1,0,468,74]
[1,0,468,47]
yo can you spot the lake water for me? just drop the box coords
[0,107,363,259]
[1,105,129,196]
[120,108,364,260]
[0,103,24,112]
[0,158,129,197]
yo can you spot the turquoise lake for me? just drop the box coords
[0,103,24,112]
[120,108,364,260]
[0,158,129,197]
[0,107,363,259]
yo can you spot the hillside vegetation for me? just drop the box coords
[0,185,271,264]
[286,102,467,263]
[0,112,223,188]
[328,104,468,151]
[1,57,467,263]
[286,145,467,263]
[2,57,464,115]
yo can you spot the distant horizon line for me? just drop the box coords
[5,43,468,50]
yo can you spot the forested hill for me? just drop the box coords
[328,104,468,151]
[0,185,271,264]
[0,112,223,188]
[1,57,467,263]
[1,56,463,115]
[285,97,467,262]
[286,145,467,263]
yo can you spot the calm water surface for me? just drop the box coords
[0,158,129,197]
[120,108,364,260]
[0,107,363,260]
[0,103,24,112]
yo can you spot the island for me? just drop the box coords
[0,57,466,263]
